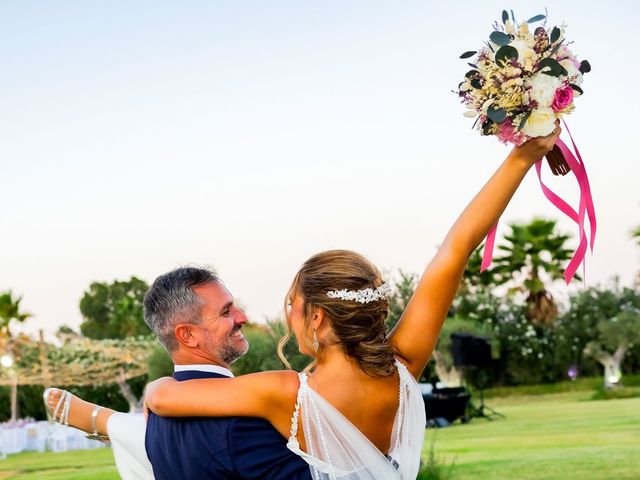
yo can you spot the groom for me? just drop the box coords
[143,266,310,480]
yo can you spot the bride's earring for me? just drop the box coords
[312,331,319,353]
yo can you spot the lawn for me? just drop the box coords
[1,391,638,479]
[0,448,118,479]
[424,391,640,479]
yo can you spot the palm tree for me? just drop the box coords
[492,219,575,326]
[632,225,640,286]
[0,291,32,336]
[632,225,640,245]
[0,291,32,421]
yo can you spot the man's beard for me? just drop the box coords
[218,335,249,365]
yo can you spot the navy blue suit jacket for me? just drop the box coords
[145,370,311,480]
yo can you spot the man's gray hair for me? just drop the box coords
[143,266,219,352]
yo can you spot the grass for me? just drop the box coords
[424,391,640,479]
[483,374,640,398]
[0,449,118,479]
[2,390,638,479]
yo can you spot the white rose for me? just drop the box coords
[524,72,562,108]
[521,108,556,138]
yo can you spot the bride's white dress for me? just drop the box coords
[107,413,154,480]
[286,360,426,480]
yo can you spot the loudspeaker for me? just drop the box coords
[451,333,492,367]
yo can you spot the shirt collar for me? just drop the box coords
[173,364,235,377]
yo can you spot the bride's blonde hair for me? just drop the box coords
[277,250,396,377]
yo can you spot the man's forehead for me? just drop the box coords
[192,282,233,308]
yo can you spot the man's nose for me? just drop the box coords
[234,308,248,325]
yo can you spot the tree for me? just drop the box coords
[79,277,150,339]
[632,225,640,286]
[232,320,310,375]
[460,248,506,295]
[632,225,640,246]
[385,271,418,331]
[0,334,156,413]
[492,218,575,326]
[0,291,32,337]
[561,285,640,388]
[0,291,32,421]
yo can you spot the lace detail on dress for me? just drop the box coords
[286,360,426,480]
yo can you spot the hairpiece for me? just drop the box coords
[326,282,391,304]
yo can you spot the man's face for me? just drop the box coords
[191,282,249,367]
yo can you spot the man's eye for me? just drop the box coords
[222,309,231,316]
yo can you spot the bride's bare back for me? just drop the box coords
[297,355,402,453]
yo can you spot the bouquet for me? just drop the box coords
[456,10,596,283]
[457,10,591,175]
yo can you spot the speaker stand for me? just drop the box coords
[467,386,504,421]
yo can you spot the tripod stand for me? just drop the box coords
[465,379,504,421]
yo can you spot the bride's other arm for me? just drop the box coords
[144,370,298,435]
[388,129,561,379]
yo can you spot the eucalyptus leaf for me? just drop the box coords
[502,10,509,24]
[527,14,546,23]
[495,45,518,65]
[490,31,511,46]
[465,69,479,79]
[517,110,532,131]
[487,106,507,124]
[482,119,493,135]
[471,78,483,89]
[550,26,561,43]
[539,57,565,76]
[570,84,584,95]
[468,63,478,68]
[459,51,477,59]
[579,60,592,73]
[510,10,516,23]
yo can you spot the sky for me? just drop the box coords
[1,0,639,340]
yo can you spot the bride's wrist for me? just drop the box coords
[506,149,538,171]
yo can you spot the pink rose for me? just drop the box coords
[497,120,526,146]
[552,85,574,112]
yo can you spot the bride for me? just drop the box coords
[143,130,561,479]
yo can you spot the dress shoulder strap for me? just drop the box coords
[289,372,308,441]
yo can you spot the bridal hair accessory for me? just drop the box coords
[326,283,391,304]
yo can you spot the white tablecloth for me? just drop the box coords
[0,421,108,457]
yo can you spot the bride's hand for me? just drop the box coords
[143,376,177,421]
[510,120,561,167]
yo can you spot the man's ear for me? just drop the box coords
[174,323,199,348]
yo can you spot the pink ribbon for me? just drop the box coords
[481,122,596,284]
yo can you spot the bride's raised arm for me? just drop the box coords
[388,128,561,379]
